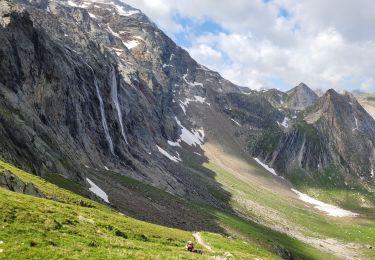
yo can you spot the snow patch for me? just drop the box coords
[277,117,290,128]
[104,166,109,171]
[167,140,181,147]
[108,26,120,38]
[175,117,204,147]
[352,117,360,132]
[254,158,278,176]
[180,96,210,109]
[291,189,359,217]
[183,72,204,88]
[113,4,140,16]
[124,40,139,49]
[156,145,181,162]
[230,118,241,126]
[163,64,174,68]
[66,0,78,7]
[86,178,109,203]
[111,47,123,57]
[88,12,96,18]
[179,103,186,114]
[371,168,374,178]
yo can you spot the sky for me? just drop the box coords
[125,0,375,92]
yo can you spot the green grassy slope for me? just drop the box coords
[0,159,340,259]
[0,160,280,259]
[190,158,375,259]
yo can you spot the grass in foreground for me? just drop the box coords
[0,160,281,259]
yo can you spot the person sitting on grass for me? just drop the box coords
[185,241,194,252]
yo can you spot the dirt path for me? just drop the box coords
[193,233,234,259]
[193,232,213,252]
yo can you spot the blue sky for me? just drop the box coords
[126,0,375,93]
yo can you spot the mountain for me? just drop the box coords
[305,90,375,178]
[259,88,288,108]
[1,0,375,259]
[285,83,319,110]
[253,89,375,185]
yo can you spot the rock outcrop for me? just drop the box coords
[0,170,45,197]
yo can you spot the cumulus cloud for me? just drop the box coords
[125,0,375,92]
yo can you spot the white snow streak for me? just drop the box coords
[230,118,241,126]
[291,189,359,217]
[156,145,181,162]
[352,117,360,132]
[254,158,278,176]
[179,103,186,114]
[108,26,120,37]
[163,64,174,68]
[86,178,109,203]
[167,140,181,147]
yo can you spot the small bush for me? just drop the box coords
[114,229,128,239]
[135,234,148,242]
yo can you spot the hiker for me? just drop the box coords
[185,241,194,252]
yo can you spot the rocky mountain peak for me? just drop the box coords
[285,82,318,110]
[304,88,375,178]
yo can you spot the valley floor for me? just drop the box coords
[197,140,375,259]
[0,137,374,259]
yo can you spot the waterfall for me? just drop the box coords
[94,78,115,155]
[81,60,115,155]
[111,66,129,145]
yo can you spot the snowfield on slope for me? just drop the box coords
[291,189,359,217]
[254,158,278,176]
[156,145,181,163]
[175,117,204,147]
[86,178,110,203]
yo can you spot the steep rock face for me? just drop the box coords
[260,89,288,108]
[256,89,375,183]
[285,83,319,110]
[306,90,375,178]
[0,0,240,211]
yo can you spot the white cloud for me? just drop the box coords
[125,0,375,92]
